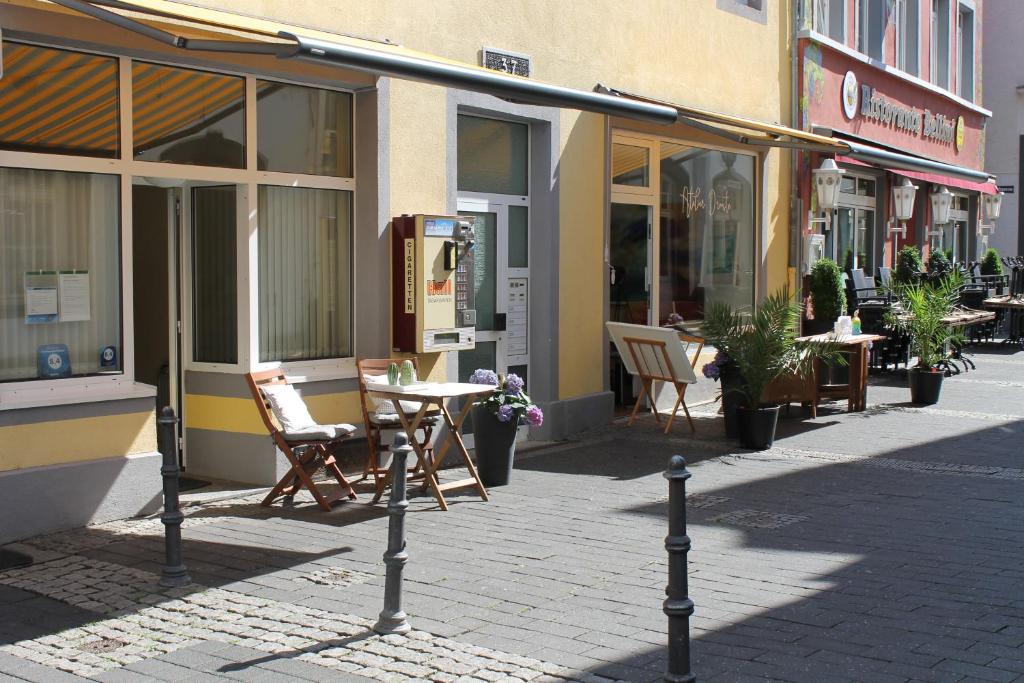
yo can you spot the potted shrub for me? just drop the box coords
[467,370,543,486]
[703,288,842,450]
[884,273,964,405]
[925,249,953,285]
[980,248,1004,295]
[807,258,847,336]
[893,245,924,286]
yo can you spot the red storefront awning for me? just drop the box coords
[835,155,999,194]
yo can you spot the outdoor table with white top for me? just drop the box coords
[795,332,887,412]
[366,381,495,511]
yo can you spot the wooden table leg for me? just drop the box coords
[430,399,489,502]
[373,400,450,511]
[859,345,869,411]
[847,346,861,412]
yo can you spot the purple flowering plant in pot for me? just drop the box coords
[467,369,543,487]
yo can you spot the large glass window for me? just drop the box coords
[256,81,352,176]
[132,62,245,168]
[0,167,121,382]
[191,186,237,364]
[612,142,651,188]
[0,42,119,158]
[457,115,528,196]
[659,145,756,322]
[258,186,353,362]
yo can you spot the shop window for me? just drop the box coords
[191,186,237,364]
[813,0,847,43]
[132,62,245,168]
[258,186,353,362]
[858,0,885,61]
[256,81,353,177]
[956,3,975,101]
[612,143,651,188]
[0,167,121,382]
[895,0,920,75]
[0,42,119,158]
[931,0,951,89]
[457,115,528,196]
[659,145,756,322]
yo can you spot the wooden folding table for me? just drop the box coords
[797,333,887,412]
[368,382,495,511]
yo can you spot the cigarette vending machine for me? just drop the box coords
[392,214,477,353]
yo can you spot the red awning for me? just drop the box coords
[836,155,999,194]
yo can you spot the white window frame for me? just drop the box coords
[857,0,885,61]
[895,0,921,76]
[609,130,764,323]
[813,0,848,44]
[955,0,976,102]
[930,0,951,89]
[0,40,358,409]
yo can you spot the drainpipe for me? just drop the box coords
[791,0,804,306]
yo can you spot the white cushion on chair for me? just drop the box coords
[261,384,317,432]
[282,423,356,441]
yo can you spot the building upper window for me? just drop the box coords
[931,0,951,88]
[813,0,847,43]
[133,62,246,168]
[0,42,119,158]
[895,0,920,75]
[716,0,767,23]
[256,81,353,177]
[457,115,529,196]
[957,3,975,101]
[858,0,885,61]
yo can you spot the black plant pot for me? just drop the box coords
[719,363,742,438]
[471,405,518,487]
[736,405,781,450]
[908,368,944,405]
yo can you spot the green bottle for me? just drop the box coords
[387,362,399,385]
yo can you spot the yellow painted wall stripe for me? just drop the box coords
[0,411,157,472]
[183,391,364,435]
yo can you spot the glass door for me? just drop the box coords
[608,202,653,409]
[456,198,530,385]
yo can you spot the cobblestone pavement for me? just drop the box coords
[1,345,1023,682]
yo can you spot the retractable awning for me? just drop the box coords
[596,85,850,154]
[837,156,998,194]
[31,0,679,124]
[841,138,995,185]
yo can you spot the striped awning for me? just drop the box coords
[0,39,283,158]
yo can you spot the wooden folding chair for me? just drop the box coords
[246,369,357,511]
[607,321,702,434]
[356,358,440,485]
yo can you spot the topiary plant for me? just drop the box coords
[809,258,847,326]
[980,248,1003,276]
[927,249,953,282]
[894,246,923,286]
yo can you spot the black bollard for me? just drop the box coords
[664,455,695,683]
[373,432,413,635]
[157,406,191,588]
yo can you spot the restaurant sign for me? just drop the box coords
[841,71,960,150]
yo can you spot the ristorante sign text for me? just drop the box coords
[842,71,960,149]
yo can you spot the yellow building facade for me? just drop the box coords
[0,0,796,542]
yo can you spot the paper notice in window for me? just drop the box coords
[59,271,91,322]
[25,271,58,324]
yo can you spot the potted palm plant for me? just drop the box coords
[467,370,543,486]
[884,273,964,405]
[980,248,1004,295]
[703,288,842,450]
